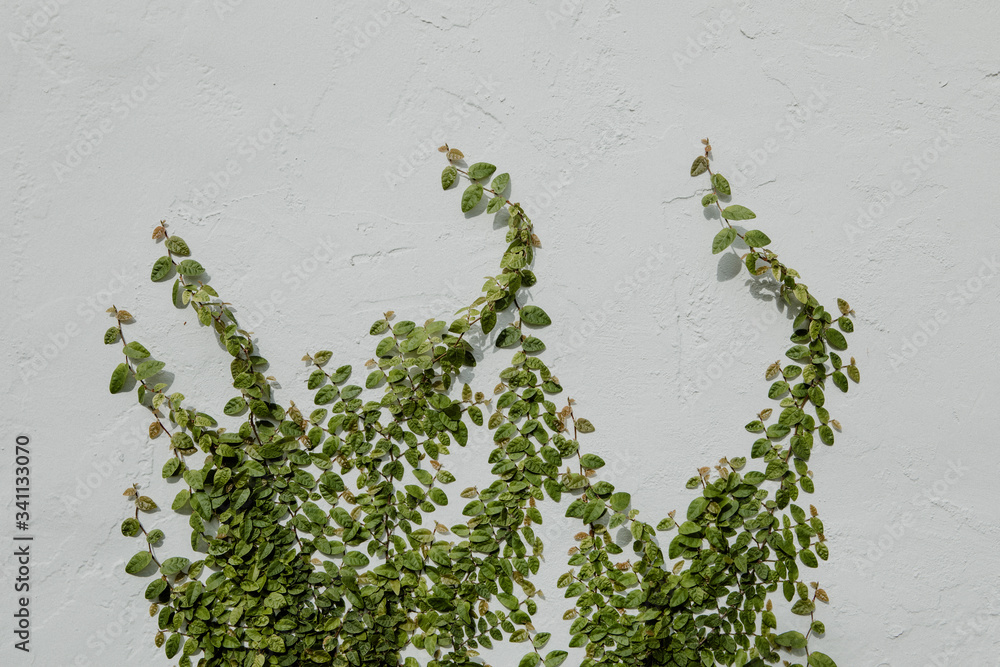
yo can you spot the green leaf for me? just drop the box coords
[831,371,848,392]
[171,489,190,511]
[375,338,396,359]
[151,256,172,281]
[791,599,816,615]
[164,633,182,658]
[314,385,337,405]
[467,162,497,180]
[135,360,165,381]
[160,557,190,576]
[176,259,205,276]
[172,432,195,452]
[743,230,771,247]
[468,405,483,426]
[690,155,709,177]
[302,502,328,524]
[721,205,756,221]
[712,228,737,254]
[579,454,604,469]
[123,341,150,359]
[144,578,167,600]
[701,193,718,207]
[786,345,810,361]
[365,370,385,389]
[800,548,819,568]
[480,309,497,335]
[520,305,552,327]
[610,492,631,512]
[223,397,246,415]
[461,184,483,212]
[487,196,505,214]
[847,364,860,383]
[519,653,540,667]
[165,236,190,256]
[544,650,569,667]
[825,328,848,350]
[428,488,448,505]
[497,592,519,610]
[496,327,521,348]
[494,423,516,442]
[774,631,807,649]
[656,516,676,530]
[491,172,510,194]
[522,336,545,353]
[103,327,120,345]
[110,363,128,393]
[125,551,152,574]
[441,165,457,190]
[121,518,140,537]
[687,497,709,520]
[575,418,595,434]
[162,457,181,478]
[135,495,158,512]
[808,652,837,667]
[711,173,731,195]
[343,551,369,568]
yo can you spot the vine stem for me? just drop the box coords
[705,164,772,262]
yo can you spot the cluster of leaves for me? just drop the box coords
[107,144,855,667]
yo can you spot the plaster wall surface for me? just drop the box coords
[1,1,998,665]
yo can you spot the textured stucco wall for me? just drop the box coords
[2,1,999,665]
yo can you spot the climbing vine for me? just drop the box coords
[105,142,857,667]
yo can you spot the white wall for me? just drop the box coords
[2,1,999,665]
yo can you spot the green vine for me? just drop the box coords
[105,142,857,667]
